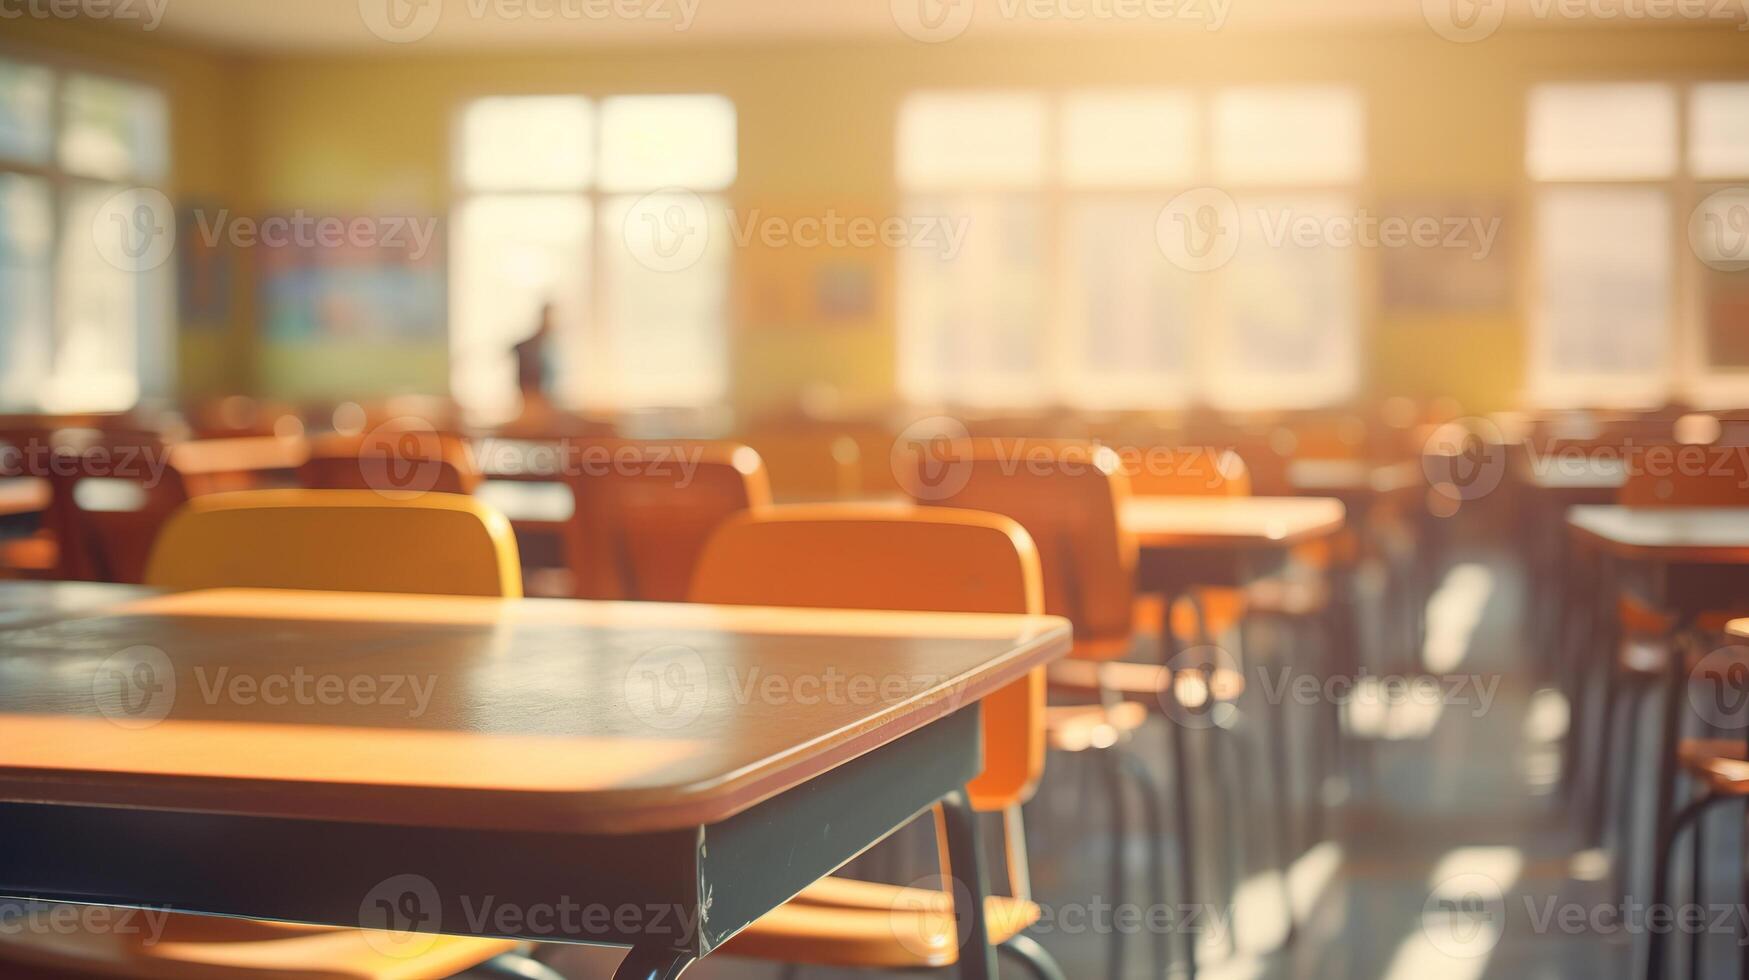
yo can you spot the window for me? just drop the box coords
[897,86,1364,410]
[0,56,171,413]
[451,94,735,423]
[1527,81,1749,408]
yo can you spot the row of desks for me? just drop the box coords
[0,493,1355,977]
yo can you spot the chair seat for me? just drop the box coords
[1620,632,1749,678]
[1678,738,1749,795]
[1048,659,1246,710]
[723,878,1039,969]
[1043,701,1149,752]
[0,532,57,577]
[0,910,516,980]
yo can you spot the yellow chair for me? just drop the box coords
[689,504,1065,978]
[0,489,544,980]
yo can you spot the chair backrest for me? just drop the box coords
[1122,446,1251,498]
[902,438,1136,652]
[1618,445,1749,508]
[38,432,191,584]
[740,430,860,502]
[565,440,771,601]
[145,489,521,597]
[691,504,1047,811]
[297,429,480,497]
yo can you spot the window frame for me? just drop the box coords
[448,91,736,418]
[896,84,1369,413]
[1525,75,1749,410]
[0,44,174,414]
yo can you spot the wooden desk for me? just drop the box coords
[1563,508,1749,980]
[1517,456,1628,493]
[1286,459,1421,498]
[0,477,49,518]
[1731,619,1749,641]
[1122,496,1346,552]
[1118,495,1345,975]
[0,585,1071,979]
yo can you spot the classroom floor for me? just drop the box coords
[541,540,1735,979]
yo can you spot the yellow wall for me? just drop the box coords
[16,21,1749,413]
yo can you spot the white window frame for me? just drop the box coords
[897,86,1367,413]
[449,92,735,420]
[0,46,173,413]
[1526,78,1749,410]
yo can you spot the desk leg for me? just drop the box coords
[941,788,998,980]
[612,947,694,979]
[1642,580,1687,980]
[1156,585,1200,980]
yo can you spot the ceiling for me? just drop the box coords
[77,0,1749,52]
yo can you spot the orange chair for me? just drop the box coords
[297,428,480,497]
[690,504,1064,978]
[564,439,770,601]
[901,438,1212,979]
[739,429,861,502]
[0,490,549,980]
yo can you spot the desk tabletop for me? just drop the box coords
[1122,495,1346,549]
[1516,456,1628,491]
[1286,459,1422,496]
[1566,506,1749,563]
[0,585,1070,835]
[0,477,49,517]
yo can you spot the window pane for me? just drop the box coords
[897,194,1047,405]
[1212,87,1364,185]
[1206,194,1359,409]
[60,73,169,182]
[1059,198,1196,407]
[597,95,736,192]
[0,58,53,165]
[459,96,593,192]
[1061,91,1197,188]
[51,184,161,412]
[1527,83,1677,181]
[0,174,53,410]
[898,93,1048,191]
[598,192,730,407]
[450,195,591,424]
[1531,187,1671,403]
[1692,83,1749,179]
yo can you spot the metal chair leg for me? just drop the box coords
[999,934,1069,980]
[611,946,694,980]
[1101,748,1130,980]
[1121,748,1172,979]
[471,952,569,980]
[1648,792,1731,980]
